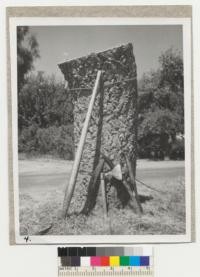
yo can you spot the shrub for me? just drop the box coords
[19,125,74,160]
[169,140,185,160]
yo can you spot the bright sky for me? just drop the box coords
[30,25,183,81]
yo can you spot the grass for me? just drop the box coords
[19,158,185,236]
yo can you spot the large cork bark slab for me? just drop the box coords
[58,43,138,212]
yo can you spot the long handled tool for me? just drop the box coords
[100,164,122,234]
[100,173,111,234]
[62,71,102,218]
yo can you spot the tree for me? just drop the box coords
[138,48,184,159]
[18,73,73,130]
[18,73,74,160]
[158,48,184,92]
[17,26,40,90]
[138,108,181,158]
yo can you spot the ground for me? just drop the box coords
[19,158,185,236]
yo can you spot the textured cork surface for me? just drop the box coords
[59,43,138,212]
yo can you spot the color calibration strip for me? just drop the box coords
[58,247,153,277]
[58,246,152,257]
[59,255,150,267]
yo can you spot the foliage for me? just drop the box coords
[158,48,184,92]
[138,48,184,160]
[18,42,184,160]
[19,125,74,160]
[18,73,73,129]
[18,73,74,160]
[17,26,40,90]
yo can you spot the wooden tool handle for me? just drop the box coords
[62,71,102,218]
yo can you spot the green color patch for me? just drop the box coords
[120,256,130,266]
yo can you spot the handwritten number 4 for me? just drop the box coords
[24,236,31,243]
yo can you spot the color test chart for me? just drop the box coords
[58,247,153,277]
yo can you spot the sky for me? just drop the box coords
[29,25,183,81]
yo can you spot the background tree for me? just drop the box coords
[18,73,74,160]
[138,48,184,160]
[159,48,184,92]
[17,27,74,160]
[17,26,40,90]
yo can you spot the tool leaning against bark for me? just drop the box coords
[62,71,102,218]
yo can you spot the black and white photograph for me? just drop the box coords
[9,17,192,243]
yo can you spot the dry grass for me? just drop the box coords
[19,167,185,236]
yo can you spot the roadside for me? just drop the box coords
[18,158,185,236]
[19,158,184,175]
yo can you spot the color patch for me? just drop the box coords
[140,256,149,266]
[124,248,134,256]
[80,257,90,267]
[58,247,68,257]
[96,247,105,256]
[110,256,120,266]
[69,248,78,256]
[71,256,80,267]
[100,256,110,266]
[91,256,101,266]
[61,256,71,267]
[120,256,130,266]
[78,247,87,257]
[130,256,140,266]
[87,247,96,256]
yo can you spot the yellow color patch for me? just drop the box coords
[109,256,120,266]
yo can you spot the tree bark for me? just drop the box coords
[62,71,102,218]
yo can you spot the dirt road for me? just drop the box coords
[19,159,184,195]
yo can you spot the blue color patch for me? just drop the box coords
[140,256,149,266]
[129,256,140,266]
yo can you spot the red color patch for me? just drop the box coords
[101,256,110,266]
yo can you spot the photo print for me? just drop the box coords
[9,16,192,244]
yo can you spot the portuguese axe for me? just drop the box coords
[104,164,122,181]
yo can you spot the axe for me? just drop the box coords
[104,164,122,181]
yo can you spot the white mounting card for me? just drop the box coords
[7,6,194,244]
